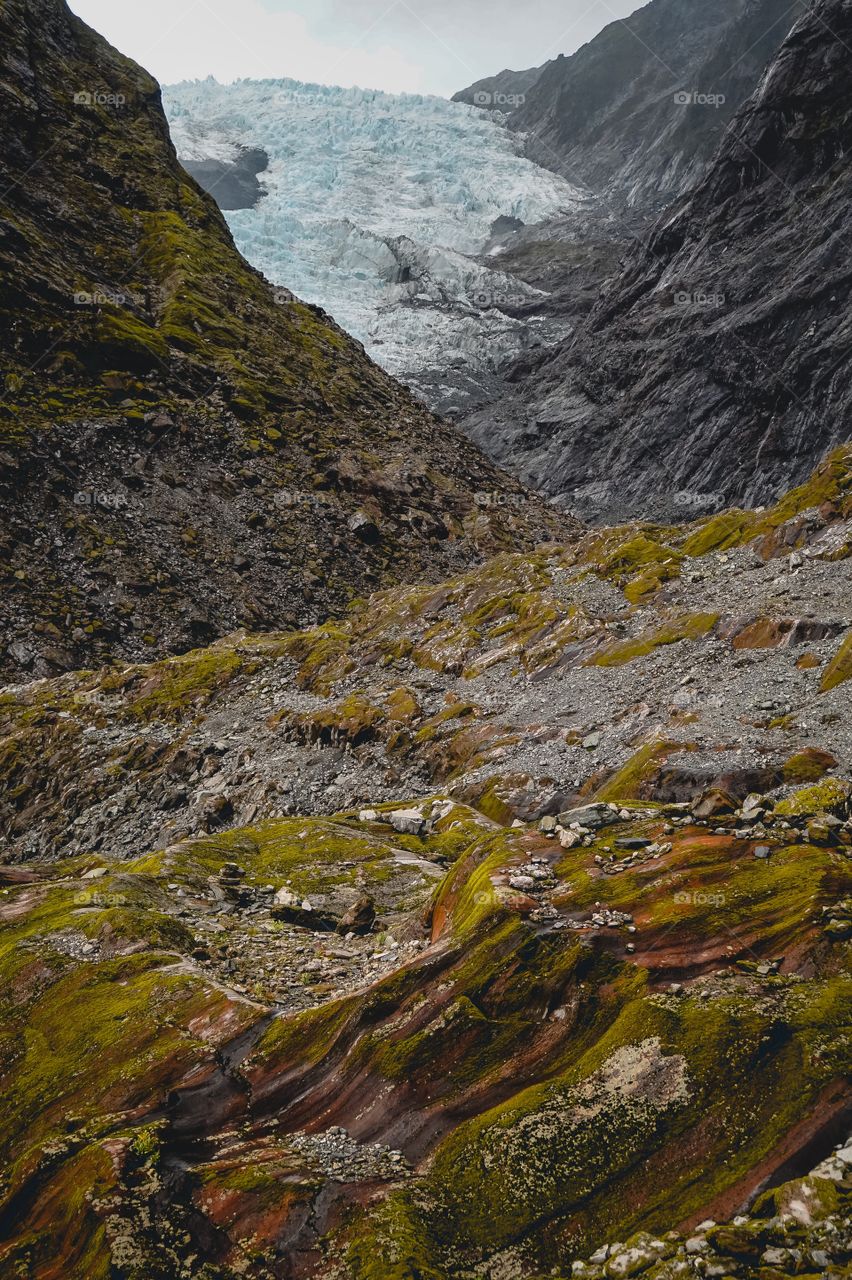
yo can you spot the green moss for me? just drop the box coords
[775,778,851,816]
[107,645,247,721]
[680,510,755,557]
[595,740,678,802]
[469,777,516,826]
[95,308,169,367]
[342,1189,447,1280]
[251,999,352,1071]
[821,630,852,692]
[589,613,718,667]
[783,749,835,783]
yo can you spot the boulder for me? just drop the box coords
[336,894,376,936]
[556,803,620,831]
[388,808,427,836]
[691,787,738,819]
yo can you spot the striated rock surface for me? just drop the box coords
[462,0,852,522]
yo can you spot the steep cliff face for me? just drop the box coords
[451,63,550,110]
[460,0,806,213]
[462,0,852,523]
[0,0,568,681]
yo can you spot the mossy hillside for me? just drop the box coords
[0,797,849,1276]
[0,0,446,430]
[572,446,852,605]
[0,884,255,1197]
[0,0,571,684]
[274,551,596,694]
[100,642,251,722]
[552,825,847,959]
[340,1188,447,1280]
[0,1140,118,1279]
[139,816,418,899]
[675,445,852,561]
[575,527,684,603]
[333,815,850,1268]
[127,800,503,916]
[355,975,852,1274]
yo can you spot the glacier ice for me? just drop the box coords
[163,77,583,410]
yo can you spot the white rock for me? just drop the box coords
[388,808,426,836]
[508,874,535,891]
[274,888,301,909]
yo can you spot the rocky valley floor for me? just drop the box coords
[0,448,850,1278]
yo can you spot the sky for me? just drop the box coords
[68,0,640,97]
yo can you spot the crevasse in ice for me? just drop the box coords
[163,77,581,408]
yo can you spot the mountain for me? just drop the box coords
[162,77,583,417]
[1,1,850,1274]
[457,0,807,213]
[0,0,569,683]
[461,0,852,523]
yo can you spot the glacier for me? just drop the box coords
[163,78,584,412]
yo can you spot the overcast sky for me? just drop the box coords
[68,0,640,96]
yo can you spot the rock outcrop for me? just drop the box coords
[451,63,550,110]
[461,0,852,522]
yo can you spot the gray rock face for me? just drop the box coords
[462,0,852,522]
[474,0,806,214]
[451,65,549,111]
[181,146,268,210]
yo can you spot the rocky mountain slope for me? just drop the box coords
[0,448,850,1277]
[462,0,852,523]
[452,63,549,110]
[457,0,806,213]
[0,0,569,684]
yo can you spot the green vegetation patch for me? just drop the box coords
[589,613,719,667]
